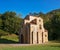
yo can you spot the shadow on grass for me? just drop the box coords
[50,45,60,48]
[0,38,19,44]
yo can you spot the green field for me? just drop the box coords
[0,34,60,50]
[0,43,60,50]
[0,34,19,43]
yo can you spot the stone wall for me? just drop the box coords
[19,15,48,44]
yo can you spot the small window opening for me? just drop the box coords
[39,20,41,22]
[39,25,42,29]
[45,34,47,37]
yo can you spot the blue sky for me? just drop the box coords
[0,0,60,18]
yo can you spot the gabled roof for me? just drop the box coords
[24,15,43,25]
[24,15,43,20]
[30,19,37,24]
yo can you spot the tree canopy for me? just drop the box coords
[0,11,23,36]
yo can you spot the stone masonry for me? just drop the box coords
[19,15,48,44]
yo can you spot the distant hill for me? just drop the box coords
[47,9,60,15]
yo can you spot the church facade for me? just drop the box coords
[19,15,48,44]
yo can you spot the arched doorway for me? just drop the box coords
[20,34,24,43]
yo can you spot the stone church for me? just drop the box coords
[19,15,48,44]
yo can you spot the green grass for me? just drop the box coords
[0,34,19,43]
[0,29,19,43]
[0,43,60,50]
[0,32,60,50]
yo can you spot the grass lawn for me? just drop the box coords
[0,43,60,50]
[0,34,19,43]
[0,34,60,50]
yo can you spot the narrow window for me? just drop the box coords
[42,32,43,43]
[37,32,38,43]
[21,34,24,43]
[32,31,33,44]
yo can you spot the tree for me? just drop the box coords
[0,11,23,34]
[51,15,60,40]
